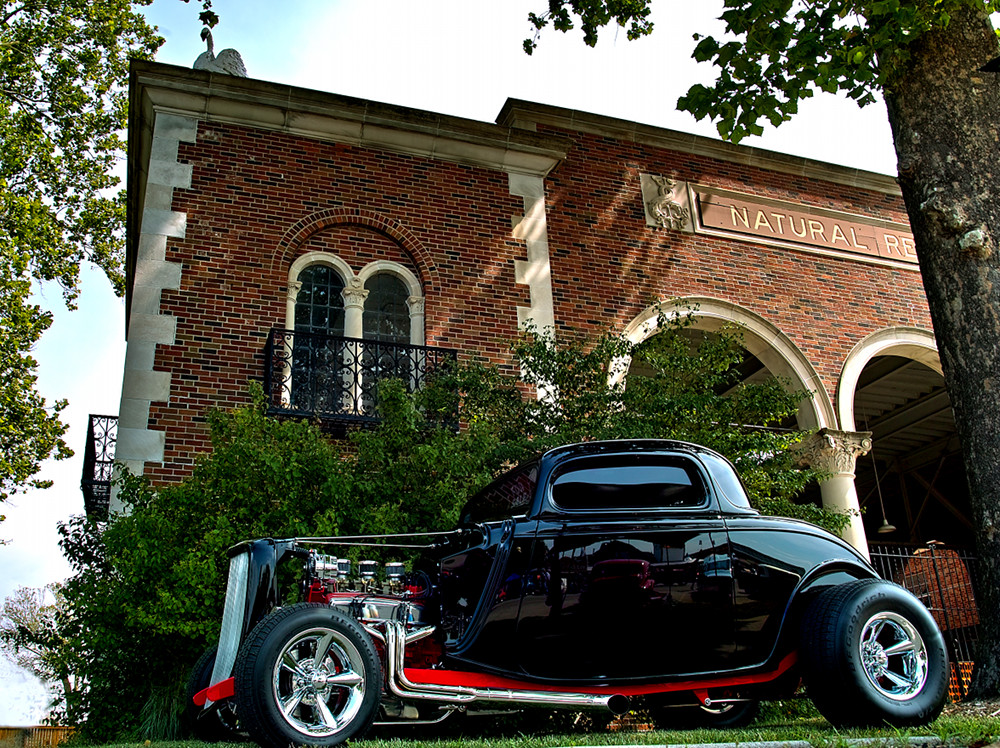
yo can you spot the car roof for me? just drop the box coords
[540,439,725,464]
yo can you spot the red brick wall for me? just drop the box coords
[537,125,930,395]
[140,118,931,483]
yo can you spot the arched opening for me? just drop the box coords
[622,298,835,527]
[849,352,969,547]
[621,297,834,431]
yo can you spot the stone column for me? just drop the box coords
[406,295,425,346]
[799,428,873,558]
[341,278,369,412]
[285,280,302,329]
[341,277,368,339]
[276,280,303,408]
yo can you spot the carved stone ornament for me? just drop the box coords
[406,295,425,316]
[286,280,303,302]
[798,428,873,476]
[341,277,369,308]
[641,174,693,231]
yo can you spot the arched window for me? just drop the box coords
[363,273,410,344]
[294,264,345,336]
[290,265,348,415]
[280,253,427,418]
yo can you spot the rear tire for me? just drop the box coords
[799,579,948,727]
[234,603,381,748]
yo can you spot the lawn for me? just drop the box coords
[92,700,1000,748]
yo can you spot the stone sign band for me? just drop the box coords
[640,176,918,268]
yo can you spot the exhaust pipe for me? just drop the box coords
[377,622,631,713]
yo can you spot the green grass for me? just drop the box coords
[87,702,1000,748]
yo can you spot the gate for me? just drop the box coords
[868,542,980,701]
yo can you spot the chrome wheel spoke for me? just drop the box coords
[281,651,306,676]
[281,687,307,717]
[883,639,917,657]
[313,694,340,730]
[327,669,363,688]
[864,619,886,644]
[882,668,915,690]
[313,632,336,665]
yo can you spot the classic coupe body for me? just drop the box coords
[189,440,949,747]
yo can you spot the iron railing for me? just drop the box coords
[868,542,980,700]
[264,328,457,424]
[80,414,118,521]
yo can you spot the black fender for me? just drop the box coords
[774,562,880,664]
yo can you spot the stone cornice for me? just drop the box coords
[129,61,569,177]
[497,99,902,196]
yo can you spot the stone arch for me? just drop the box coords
[357,260,422,299]
[271,208,438,291]
[838,327,941,432]
[620,296,836,430]
[288,251,354,288]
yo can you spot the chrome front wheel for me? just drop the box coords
[235,604,381,748]
[272,626,367,737]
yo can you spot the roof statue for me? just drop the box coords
[193,28,247,77]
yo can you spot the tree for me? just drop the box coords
[524,0,1000,696]
[0,0,161,510]
[0,584,79,721]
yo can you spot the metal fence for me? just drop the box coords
[868,542,979,701]
[264,328,457,425]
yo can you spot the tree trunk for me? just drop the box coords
[883,4,1000,696]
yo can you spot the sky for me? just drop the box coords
[0,0,901,725]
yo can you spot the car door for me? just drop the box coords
[514,452,737,682]
[439,463,540,674]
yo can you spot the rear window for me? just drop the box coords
[551,455,708,511]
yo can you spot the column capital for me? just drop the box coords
[342,277,369,310]
[799,428,873,476]
[286,279,303,303]
[406,295,425,316]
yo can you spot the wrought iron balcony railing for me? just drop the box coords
[264,328,457,424]
[81,414,118,521]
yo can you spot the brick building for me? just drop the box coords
[94,59,969,553]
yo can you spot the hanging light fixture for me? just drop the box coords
[864,407,896,534]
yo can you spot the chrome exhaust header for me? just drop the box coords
[377,622,630,713]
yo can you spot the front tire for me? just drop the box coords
[234,603,382,748]
[183,646,244,742]
[800,579,948,727]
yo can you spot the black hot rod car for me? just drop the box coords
[189,440,949,747]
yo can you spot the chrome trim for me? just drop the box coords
[208,551,250,703]
[374,705,460,726]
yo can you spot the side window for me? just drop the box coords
[551,456,708,511]
[363,273,410,344]
[461,464,539,525]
